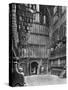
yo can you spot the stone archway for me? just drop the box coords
[30,61,38,75]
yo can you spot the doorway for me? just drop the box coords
[30,62,38,75]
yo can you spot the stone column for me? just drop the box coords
[37,59,42,75]
[27,62,29,75]
[58,59,60,66]
[36,4,39,12]
[12,4,19,48]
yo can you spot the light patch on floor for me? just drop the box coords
[24,74,66,86]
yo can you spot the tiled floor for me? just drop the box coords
[24,74,66,86]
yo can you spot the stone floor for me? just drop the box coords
[24,74,66,86]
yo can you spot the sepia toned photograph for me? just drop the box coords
[9,3,66,87]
